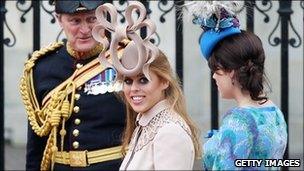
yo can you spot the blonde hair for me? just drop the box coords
[121,51,202,158]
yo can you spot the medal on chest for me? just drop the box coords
[84,68,123,95]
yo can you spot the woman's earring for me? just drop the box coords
[231,79,235,85]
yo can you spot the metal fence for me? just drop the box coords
[1,0,303,170]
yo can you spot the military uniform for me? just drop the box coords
[20,41,126,170]
[19,1,130,170]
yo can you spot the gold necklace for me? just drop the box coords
[66,42,103,60]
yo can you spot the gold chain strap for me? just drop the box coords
[20,42,64,136]
[19,42,79,170]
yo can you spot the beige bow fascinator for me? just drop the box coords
[92,1,159,81]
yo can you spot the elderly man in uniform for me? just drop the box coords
[19,1,126,170]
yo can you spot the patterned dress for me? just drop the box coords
[120,100,195,170]
[203,105,287,170]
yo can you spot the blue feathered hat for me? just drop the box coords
[186,1,241,60]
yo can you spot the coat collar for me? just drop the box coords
[136,100,171,127]
[66,42,103,60]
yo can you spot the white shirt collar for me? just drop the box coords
[136,99,170,127]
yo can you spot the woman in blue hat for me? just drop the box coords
[186,1,287,170]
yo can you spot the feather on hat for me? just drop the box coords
[185,1,241,60]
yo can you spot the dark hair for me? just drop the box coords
[208,30,268,103]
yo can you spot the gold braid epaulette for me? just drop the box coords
[19,42,76,170]
[20,41,64,136]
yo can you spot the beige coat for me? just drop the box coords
[120,100,195,170]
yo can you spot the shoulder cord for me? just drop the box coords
[19,42,79,170]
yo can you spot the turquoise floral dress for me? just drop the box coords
[203,106,287,170]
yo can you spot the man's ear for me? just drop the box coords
[56,14,63,28]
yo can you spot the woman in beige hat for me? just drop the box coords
[92,2,201,170]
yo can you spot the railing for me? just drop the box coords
[0,0,303,170]
[0,1,5,169]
